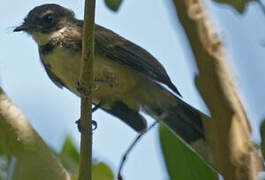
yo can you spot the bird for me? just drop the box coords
[14,4,211,158]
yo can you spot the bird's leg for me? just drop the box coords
[98,68,120,87]
[75,80,98,97]
[75,77,110,133]
[76,77,116,96]
[75,79,103,133]
[92,101,103,112]
[94,78,116,87]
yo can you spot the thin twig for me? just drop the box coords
[118,121,158,180]
[78,0,96,180]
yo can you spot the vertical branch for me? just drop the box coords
[78,0,96,180]
[171,0,263,179]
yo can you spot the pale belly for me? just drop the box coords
[42,46,143,110]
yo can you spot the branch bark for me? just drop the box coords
[171,0,263,179]
[0,87,70,180]
[78,0,96,180]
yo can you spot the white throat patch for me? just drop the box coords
[31,27,67,46]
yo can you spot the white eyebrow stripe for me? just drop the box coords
[40,10,54,18]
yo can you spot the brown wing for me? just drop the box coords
[94,25,181,96]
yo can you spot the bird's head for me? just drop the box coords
[14,4,76,45]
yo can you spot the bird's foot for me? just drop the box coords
[94,78,115,87]
[75,119,97,134]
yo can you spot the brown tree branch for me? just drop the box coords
[171,0,263,179]
[0,87,70,180]
[78,0,96,180]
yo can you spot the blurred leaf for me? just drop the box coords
[213,0,257,14]
[104,0,123,11]
[159,125,218,180]
[0,136,113,179]
[59,136,80,174]
[61,136,80,163]
[59,136,114,180]
[0,140,3,155]
[92,162,114,180]
[69,162,114,180]
[260,119,265,158]
[71,174,78,180]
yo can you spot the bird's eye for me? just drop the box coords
[42,14,54,25]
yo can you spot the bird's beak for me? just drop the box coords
[13,24,29,32]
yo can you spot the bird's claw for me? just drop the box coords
[75,119,97,134]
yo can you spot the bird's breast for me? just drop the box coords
[42,46,82,92]
[41,46,141,109]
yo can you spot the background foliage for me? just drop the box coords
[1,0,265,179]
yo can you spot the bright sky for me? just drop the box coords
[1,0,265,179]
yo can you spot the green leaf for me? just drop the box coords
[92,162,114,180]
[69,162,114,180]
[213,0,257,14]
[71,174,78,180]
[104,0,123,11]
[159,125,218,180]
[0,140,3,155]
[59,136,114,180]
[59,136,80,174]
[61,136,79,163]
